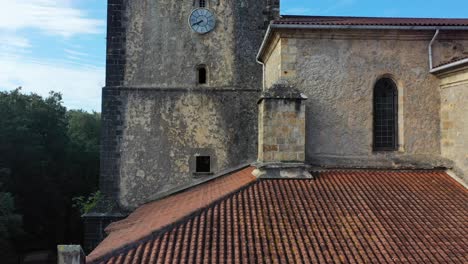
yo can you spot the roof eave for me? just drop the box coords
[256,24,468,63]
[256,24,273,63]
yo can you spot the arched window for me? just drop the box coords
[373,78,398,151]
[197,65,207,84]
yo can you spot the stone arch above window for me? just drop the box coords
[373,77,398,151]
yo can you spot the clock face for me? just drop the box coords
[189,8,216,34]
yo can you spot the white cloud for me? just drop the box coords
[0,56,104,111]
[0,35,31,49]
[0,34,32,59]
[64,48,90,57]
[0,0,104,37]
[0,0,105,111]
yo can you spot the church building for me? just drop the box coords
[76,0,468,263]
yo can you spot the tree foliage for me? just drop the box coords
[0,89,100,262]
[72,191,103,215]
[0,168,25,263]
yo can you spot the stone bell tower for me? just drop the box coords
[84,0,280,252]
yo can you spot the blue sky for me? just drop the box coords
[0,0,466,111]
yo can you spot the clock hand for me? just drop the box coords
[192,20,203,26]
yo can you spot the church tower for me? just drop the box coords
[84,0,279,251]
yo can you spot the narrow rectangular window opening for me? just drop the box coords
[196,156,211,173]
[198,67,207,84]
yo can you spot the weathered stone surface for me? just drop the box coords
[438,66,468,182]
[121,0,277,89]
[432,31,468,67]
[114,89,258,209]
[260,79,308,100]
[99,0,279,210]
[261,29,468,171]
[258,81,307,163]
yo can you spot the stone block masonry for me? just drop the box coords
[85,0,279,252]
[438,66,468,183]
[258,81,307,163]
[259,28,467,171]
[106,0,126,87]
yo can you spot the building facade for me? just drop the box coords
[84,0,279,251]
[257,18,468,175]
[84,0,468,253]
[101,0,279,210]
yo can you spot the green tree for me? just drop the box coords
[0,168,25,263]
[66,110,101,194]
[0,89,68,249]
[0,88,101,259]
[0,192,24,263]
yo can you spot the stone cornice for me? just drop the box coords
[437,65,468,89]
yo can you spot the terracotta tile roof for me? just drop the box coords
[86,166,256,263]
[88,170,468,264]
[274,15,468,27]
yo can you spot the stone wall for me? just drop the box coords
[264,36,281,89]
[101,88,258,210]
[262,29,468,168]
[258,84,306,163]
[98,0,278,210]
[438,66,468,182]
[264,37,299,89]
[105,0,126,87]
[432,31,468,68]
[120,0,277,89]
[116,88,258,209]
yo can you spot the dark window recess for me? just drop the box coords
[373,78,398,151]
[198,67,207,84]
[199,0,206,8]
[196,156,211,173]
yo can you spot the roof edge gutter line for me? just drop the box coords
[270,24,468,30]
[429,29,440,70]
[430,58,468,73]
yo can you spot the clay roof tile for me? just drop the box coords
[88,169,468,264]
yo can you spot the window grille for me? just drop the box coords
[199,0,206,8]
[373,78,398,151]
